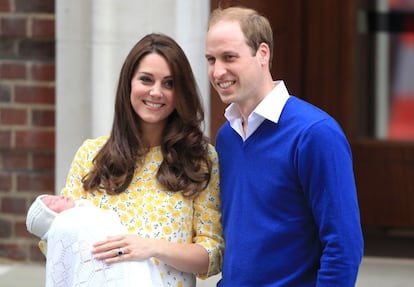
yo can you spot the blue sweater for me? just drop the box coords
[216,96,363,287]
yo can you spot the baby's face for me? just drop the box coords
[41,195,75,213]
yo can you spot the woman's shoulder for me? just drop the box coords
[73,135,109,160]
[207,143,218,160]
[82,135,109,146]
[77,135,109,152]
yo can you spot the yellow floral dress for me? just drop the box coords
[60,135,224,287]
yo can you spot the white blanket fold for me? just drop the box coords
[45,205,162,287]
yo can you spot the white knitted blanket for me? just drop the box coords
[45,204,162,287]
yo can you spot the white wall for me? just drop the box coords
[56,0,210,191]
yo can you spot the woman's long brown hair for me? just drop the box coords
[82,33,211,197]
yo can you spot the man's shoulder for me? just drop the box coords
[284,96,336,124]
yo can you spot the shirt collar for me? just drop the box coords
[253,80,290,123]
[223,80,290,140]
[224,80,290,125]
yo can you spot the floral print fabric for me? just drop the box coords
[61,136,224,287]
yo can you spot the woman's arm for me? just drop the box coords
[92,235,209,274]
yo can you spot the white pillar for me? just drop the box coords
[175,0,211,135]
[56,0,92,192]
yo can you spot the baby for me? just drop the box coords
[26,195,77,239]
[26,194,162,287]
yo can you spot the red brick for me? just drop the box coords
[31,62,55,81]
[0,0,55,265]
[15,0,54,13]
[1,197,26,214]
[0,84,12,102]
[0,107,28,125]
[0,17,27,37]
[0,38,16,58]
[15,221,32,237]
[26,230,38,239]
[15,130,55,149]
[0,172,12,190]
[0,218,12,237]
[17,172,54,192]
[31,18,55,39]
[0,62,26,79]
[0,0,11,12]
[0,130,11,148]
[2,150,28,170]
[19,39,55,61]
[33,152,54,169]
[32,109,54,127]
[30,243,46,262]
[0,243,27,261]
[15,85,55,105]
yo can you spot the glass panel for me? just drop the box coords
[387,0,414,140]
[357,0,414,140]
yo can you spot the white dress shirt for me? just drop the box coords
[224,80,290,141]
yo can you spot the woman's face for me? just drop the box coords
[41,195,75,213]
[130,53,175,133]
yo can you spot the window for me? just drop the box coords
[357,0,414,140]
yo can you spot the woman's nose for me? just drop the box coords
[149,85,163,97]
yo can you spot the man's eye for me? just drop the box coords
[225,55,236,61]
[206,57,215,64]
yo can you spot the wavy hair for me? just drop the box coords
[82,33,211,197]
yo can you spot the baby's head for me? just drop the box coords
[26,195,75,238]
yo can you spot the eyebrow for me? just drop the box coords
[137,71,151,75]
[137,71,173,79]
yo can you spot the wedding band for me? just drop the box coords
[117,248,124,256]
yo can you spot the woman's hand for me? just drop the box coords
[92,234,209,274]
[92,234,154,264]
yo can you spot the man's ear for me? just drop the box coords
[257,42,271,67]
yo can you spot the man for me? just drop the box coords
[205,6,363,286]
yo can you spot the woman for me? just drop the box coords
[61,33,223,287]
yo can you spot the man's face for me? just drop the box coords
[205,20,263,108]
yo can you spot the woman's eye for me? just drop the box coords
[164,79,173,89]
[139,76,152,83]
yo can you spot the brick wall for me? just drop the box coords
[0,0,55,262]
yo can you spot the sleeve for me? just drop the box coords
[297,119,364,286]
[60,137,107,200]
[38,240,47,256]
[36,138,100,257]
[193,144,224,279]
